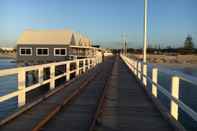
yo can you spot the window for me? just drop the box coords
[19,48,32,56]
[54,48,67,56]
[36,48,49,56]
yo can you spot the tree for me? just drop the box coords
[184,35,194,49]
[166,45,172,49]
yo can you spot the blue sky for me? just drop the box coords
[0,0,196,48]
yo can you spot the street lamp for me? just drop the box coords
[143,0,148,86]
[143,0,148,63]
[121,33,127,56]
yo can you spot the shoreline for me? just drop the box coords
[0,56,16,60]
[0,53,16,60]
[131,54,197,67]
[151,63,197,69]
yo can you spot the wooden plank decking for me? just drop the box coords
[95,57,173,131]
[0,56,177,131]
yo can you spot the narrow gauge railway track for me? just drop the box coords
[0,57,115,131]
[88,57,118,131]
[38,57,115,131]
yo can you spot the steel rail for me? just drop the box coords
[0,67,96,126]
[88,58,116,131]
[32,66,105,131]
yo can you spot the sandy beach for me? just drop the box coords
[0,53,16,59]
[152,63,197,69]
[131,54,197,65]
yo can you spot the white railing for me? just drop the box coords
[121,54,197,122]
[0,56,102,107]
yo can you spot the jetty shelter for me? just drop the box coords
[16,29,95,65]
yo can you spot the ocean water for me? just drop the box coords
[0,59,17,118]
[0,59,197,130]
[0,59,16,69]
[172,67,197,77]
[147,64,197,131]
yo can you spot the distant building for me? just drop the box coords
[17,29,96,65]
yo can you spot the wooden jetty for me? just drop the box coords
[0,55,196,131]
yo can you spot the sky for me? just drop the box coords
[0,0,197,49]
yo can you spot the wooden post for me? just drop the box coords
[93,58,96,67]
[50,64,55,90]
[143,63,147,87]
[83,59,86,73]
[138,62,141,80]
[88,59,91,69]
[96,57,98,65]
[18,68,26,107]
[91,59,94,67]
[171,76,180,120]
[66,62,70,81]
[76,60,80,76]
[152,68,158,97]
[98,56,100,64]
[133,61,136,73]
[134,61,137,75]
[136,61,138,77]
[131,60,134,72]
[38,66,43,83]
[99,55,102,63]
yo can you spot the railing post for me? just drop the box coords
[38,66,43,83]
[93,58,96,67]
[97,57,100,64]
[92,58,95,67]
[83,59,86,73]
[131,59,134,72]
[18,68,26,107]
[171,76,180,120]
[143,63,147,87]
[50,64,55,90]
[66,62,70,81]
[76,60,79,76]
[138,62,141,80]
[136,61,139,77]
[152,67,158,97]
[97,57,99,64]
[88,59,91,69]
[100,55,102,63]
[126,58,132,70]
[99,56,101,63]
[134,61,137,75]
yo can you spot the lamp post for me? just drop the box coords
[121,33,127,56]
[143,0,148,86]
[143,0,148,63]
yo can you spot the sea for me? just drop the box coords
[0,59,197,130]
